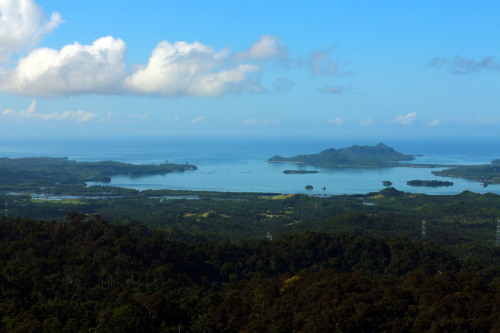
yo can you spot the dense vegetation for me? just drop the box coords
[2,155,500,331]
[2,187,500,266]
[407,180,454,187]
[268,143,415,167]
[433,161,500,184]
[1,216,499,332]
[0,157,197,191]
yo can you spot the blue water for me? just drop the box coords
[1,135,499,195]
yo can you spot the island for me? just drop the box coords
[406,180,454,187]
[382,180,393,186]
[432,160,500,184]
[305,185,314,190]
[268,143,414,168]
[283,170,319,174]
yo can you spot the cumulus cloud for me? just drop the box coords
[0,0,346,99]
[0,2,274,99]
[0,36,269,97]
[1,99,97,122]
[428,119,440,126]
[393,112,417,125]
[1,37,127,96]
[427,55,500,75]
[328,117,343,125]
[234,35,288,62]
[125,41,259,97]
[0,0,62,62]
[273,77,294,93]
[318,85,345,94]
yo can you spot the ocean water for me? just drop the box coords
[0,135,499,195]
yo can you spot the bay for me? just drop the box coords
[1,135,499,195]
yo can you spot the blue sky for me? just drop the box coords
[0,0,499,137]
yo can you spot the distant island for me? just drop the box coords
[433,160,500,184]
[283,170,319,174]
[268,143,414,168]
[407,180,454,187]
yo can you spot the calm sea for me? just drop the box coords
[1,135,499,195]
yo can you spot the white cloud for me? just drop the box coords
[0,32,267,97]
[131,113,148,121]
[190,116,204,124]
[243,118,280,126]
[39,110,97,122]
[1,36,127,97]
[172,116,180,123]
[125,40,260,97]
[0,1,342,100]
[0,0,62,61]
[234,35,288,62]
[0,1,345,99]
[1,99,97,122]
[18,99,37,117]
[393,112,417,125]
[328,117,343,125]
[358,118,373,125]
[243,118,258,126]
[428,119,440,126]
[262,118,280,125]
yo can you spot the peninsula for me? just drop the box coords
[268,143,414,168]
[432,160,500,184]
[0,157,197,191]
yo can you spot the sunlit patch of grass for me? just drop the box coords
[32,198,85,204]
[258,194,295,200]
[184,211,230,219]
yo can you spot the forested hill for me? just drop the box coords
[0,157,197,190]
[1,216,500,332]
[268,142,415,167]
